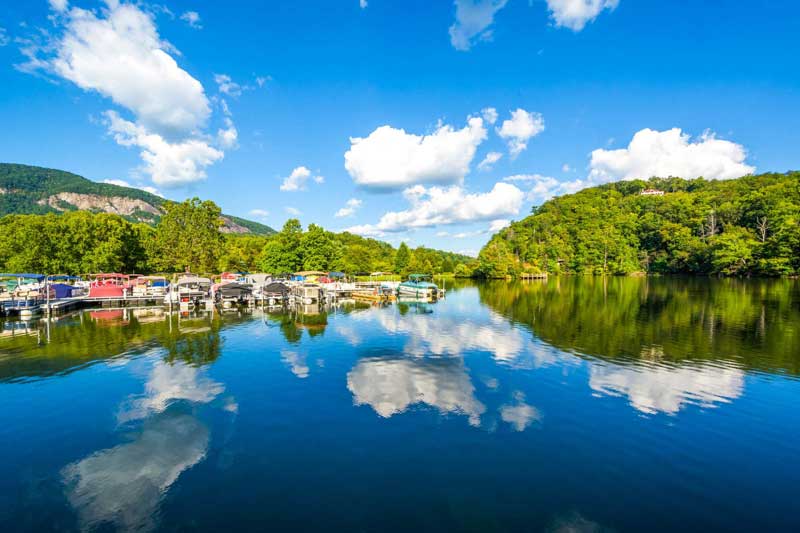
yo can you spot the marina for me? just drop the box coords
[0,271,445,318]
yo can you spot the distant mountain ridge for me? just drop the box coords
[0,163,275,235]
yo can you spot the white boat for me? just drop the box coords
[397,274,440,299]
[165,276,213,310]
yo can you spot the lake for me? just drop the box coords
[1,277,799,532]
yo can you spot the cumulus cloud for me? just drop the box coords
[589,128,756,182]
[359,0,368,8]
[481,107,498,124]
[489,218,511,232]
[502,174,561,202]
[345,182,524,236]
[180,10,202,29]
[345,116,487,190]
[0,28,9,47]
[105,111,223,187]
[477,151,503,171]
[280,166,324,192]
[546,0,619,31]
[335,198,363,218]
[285,206,301,216]
[217,117,238,149]
[497,108,545,157]
[49,0,69,12]
[249,208,269,220]
[20,1,232,187]
[449,0,509,51]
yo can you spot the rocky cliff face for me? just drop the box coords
[38,192,163,220]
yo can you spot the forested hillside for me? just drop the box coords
[0,163,275,235]
[478,172,800,277]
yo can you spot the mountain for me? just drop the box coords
[478,171,800,277]
[0,163,275,235]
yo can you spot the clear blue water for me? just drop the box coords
[1,278,799,532]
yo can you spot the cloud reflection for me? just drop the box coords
[499,391,541,431]
[118,360,225,423]
[347,357,486,426]
[589,362,745,415]
[62,411,209,532]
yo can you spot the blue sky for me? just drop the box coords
[0,0,797,255]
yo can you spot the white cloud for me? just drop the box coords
[546,0,619,31]
[562,163,571,172]
[21,2,231,187]
[449,0,509,51]
[249,209,269,219]
[49,0,69,13]
[48,3,210,135]
[477,151,503,171]
[497,108,545,157]
[345,182,523,235]
[102,178,163,197]
[214,73,242,97]
[344,116,487,190]
[255,75,270,88]
[0,28,9,47]
[481,106,498,124]
[589,361,744,415]
[502,174,561,202]
[280,166,324,192]
[335,198,363,218]
[359,0,368,8]
[285,206,301,216]
[104,111,223,187]
[489,218,510,232]
[216,117,238,149]
[180,10,202,29]
[589,128,756,183]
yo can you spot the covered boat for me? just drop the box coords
[0,274,46,316]
[88,274,131,299]
[215,282,253,308]
[398,274,440,299]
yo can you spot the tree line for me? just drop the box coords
[0,198,473,276]
[477,171,800,277]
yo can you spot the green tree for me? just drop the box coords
[258,219,304,273]
[149,198,224,273]
[394,242,410,273]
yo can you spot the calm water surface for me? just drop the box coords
[1,278,799,532]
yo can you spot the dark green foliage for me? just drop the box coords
[480,172,800,277]
[149,198,224,274]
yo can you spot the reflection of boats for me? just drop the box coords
[398,274,440,299]
[89,309,128,325]
[88,273,131,299]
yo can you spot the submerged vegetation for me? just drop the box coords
[0,198,473,276]
[477,172,800,278]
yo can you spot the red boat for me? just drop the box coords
[88,273,131,298]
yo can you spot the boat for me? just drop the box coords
[215,282,253,309]
[0,274,47,317]
[88,273,131,299]
[47,275,88,297]
[167,275,213,311]
[291,283,323,304]
[131,275,169,297]
[259,281,290,306]
[397,274,440,299]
